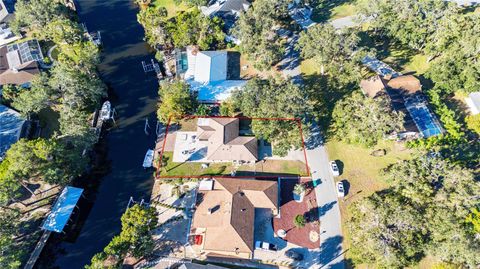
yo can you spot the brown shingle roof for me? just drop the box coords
[197,118,258,162]
[386,75,422,95]
[360,75,386,98]
[0,46,39,86]
[191,178,278,255]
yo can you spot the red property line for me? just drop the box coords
[154,115,310,179]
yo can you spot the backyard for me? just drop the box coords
[158,152,308,177]
[152,0,189,17]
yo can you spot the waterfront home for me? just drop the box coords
[190,178,278,259]
[0,40,43,87]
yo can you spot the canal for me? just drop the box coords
[38,0,158,268]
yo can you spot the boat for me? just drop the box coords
[143,149,154,168]
[99,101,111,121]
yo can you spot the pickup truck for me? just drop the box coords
[255,241,278,252]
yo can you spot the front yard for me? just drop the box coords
[326,139,412,266]
[158,152,308,177]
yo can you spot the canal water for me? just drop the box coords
[38,1,158,268]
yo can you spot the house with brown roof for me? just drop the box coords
[190,178,278,259]
[386,75,422,95]
[0,40,43,87]
[197,117,258,163]
[359,75,387,98]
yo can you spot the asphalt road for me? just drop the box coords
[279,26,345,269]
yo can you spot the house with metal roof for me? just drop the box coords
[201,0,250,18]
[190,178,278,259]
[0,104,26,159]
[182,46,246,103]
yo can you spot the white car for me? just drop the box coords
[330,161,340,176]
[337,181,345,197]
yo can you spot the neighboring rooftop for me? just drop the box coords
[197,117,258,162]
[386,75,422,95]
[360,75,386,98]
[201,0,250,17]
[185,47,228,83]
[362,56,402,78]
[0,40,42,86]
[191,178,278,259]
[465,92,480,115]
[0,104,25,159]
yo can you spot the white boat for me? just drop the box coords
[99,101,111,121]
[143,149,154,168]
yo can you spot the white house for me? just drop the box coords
[183,46,246,103]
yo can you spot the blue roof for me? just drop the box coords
[0,104,25,159]
[404,96,443,138]
[42,186,83,233]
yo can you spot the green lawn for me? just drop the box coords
[152,0,189,18]
[159,152,308,177]
[383,46,430,75]
[329,3,357,20]
[160,152,234,176]
[326,139,413,267]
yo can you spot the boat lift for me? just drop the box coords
[142,59,163,79]
[81,23,102,46]
[126,196,150,211]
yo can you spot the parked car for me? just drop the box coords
[330,161,340,176]
[337,181,345,197]
[255,241,278,252]
[285,249,304,261]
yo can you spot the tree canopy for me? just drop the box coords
[331,91,404,147]
[348,156,480,268]
[157,80,196,124]
[230,77,309,156]
[297,24,360,83]
[10,0,71,35]
[86,204,158,268]
[138,7,225,51]
[233,0,289,70]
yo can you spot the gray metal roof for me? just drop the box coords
[0,104,25,159]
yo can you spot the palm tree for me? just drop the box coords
[293,214,306,229]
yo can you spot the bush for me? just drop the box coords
[293,214,305,228]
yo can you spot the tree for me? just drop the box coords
[12,74,52,117]
[86,204,158,268]
[331,91,404,147]
[157,80,195,124]
[231,77,309,156]
[0,208,23,269]
[10,0,71,35]
[138,7,225,50]
[0,84,19,105]
[465,114,480,135]
[233,0,289,70]
[44,19,84,45]
[357,0,457,53]
[293,214,305,228]
[349,156,480,267]
[297,24,360,81]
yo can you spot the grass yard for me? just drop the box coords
[159,152,235,176]
[326,139,412,266]
[237,160,308,177]
[152,0,189,18]
[329,3,357,20]
[159,152,308,177]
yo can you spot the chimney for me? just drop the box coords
[11,67,18,73]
